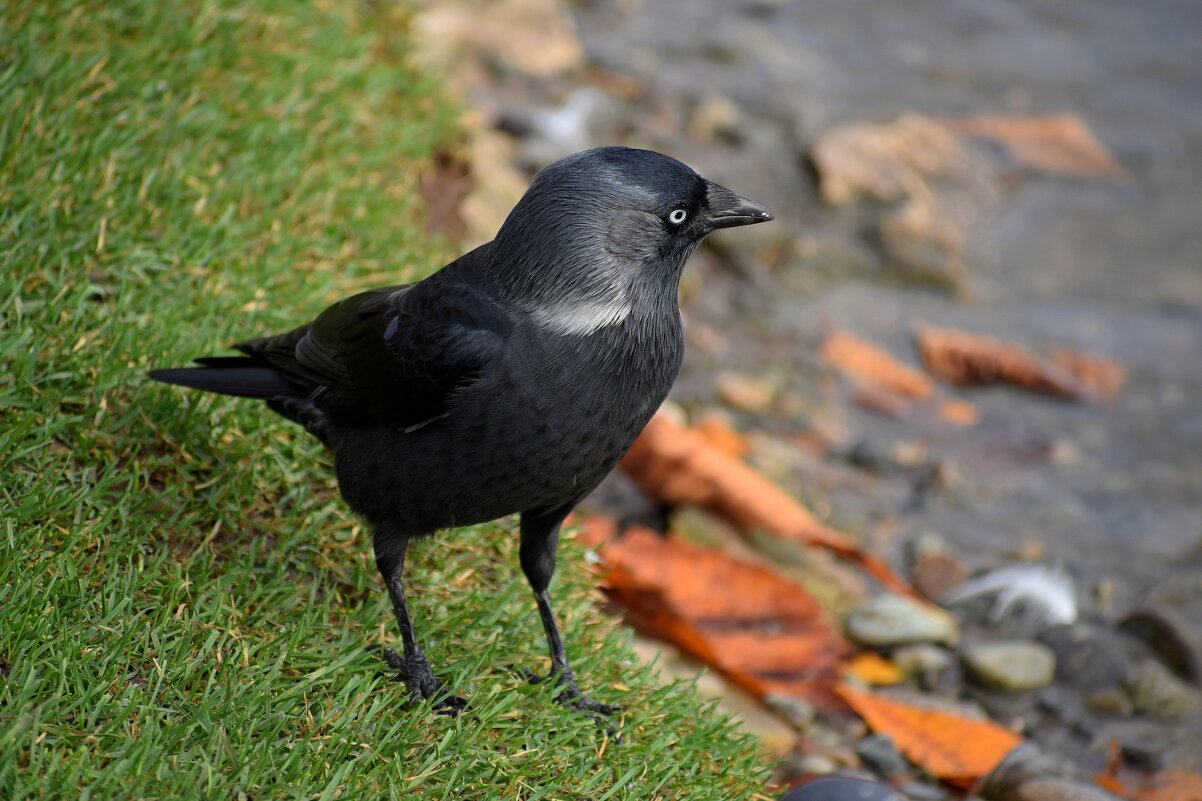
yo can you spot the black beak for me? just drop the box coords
[704,180,775,230]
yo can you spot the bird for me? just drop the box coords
[149,146,774,716]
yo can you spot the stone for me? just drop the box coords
[963,640,1057,691]
[911,552,969,600]
[899,782,948,801]
[413,0,584,79]
[845,594,958,647]
[715,370,777,412]
[763,693,816,732]
[1085,688,1133,717]
[785,753,838,777]
[892,644,955,681]
[1118,605,1202,688]
[780,777,903,801]
[856,734,910,778]
[1122,658,1202,718]
[810,115,972,207]
[688,93,744,144]
[1039,623,1135,695]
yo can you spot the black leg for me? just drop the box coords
[519,507,618,718]
[374,528,466,714]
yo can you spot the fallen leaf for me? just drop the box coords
[822,329,935,400]
[620,414,914,595]
[1049,347,1126,401]
[840,652,904,686]
[579,519,846,707]
[419,150,471,240]
[811,115,973,206]
[692,414,752,459]
[837,684,1023,787]
[851,385,913,418]
[822,329,978,426]
[942,114,1128,182]
[935,398,979,427]
[916,325,1090,401]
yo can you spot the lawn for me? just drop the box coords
[0,1,767,798]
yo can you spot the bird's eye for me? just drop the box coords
[668,209,688,225]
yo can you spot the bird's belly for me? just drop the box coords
[333,349,674,534]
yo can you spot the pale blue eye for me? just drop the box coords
[668,209,688,224]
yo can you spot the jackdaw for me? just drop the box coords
[150,146,773,715]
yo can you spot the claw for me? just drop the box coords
[513,663,619,721]
[381,648,467,716]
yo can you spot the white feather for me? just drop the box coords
[942,564,1078,626]
[528,294,632,336]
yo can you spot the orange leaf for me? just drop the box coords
[620,415,914,595]
[936,398,979,427]
[822,329,935,400]
[1049,347,1125,401]
[580,518,847,707]
[692,414,751,458]
[840,652,904,686]
[917,325,1093,401]
[822,328,979,427]
[941,115,1128,182]
[837,683,1022,786]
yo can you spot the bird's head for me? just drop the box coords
[490,147,773,332]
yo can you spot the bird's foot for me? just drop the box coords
[517,665,619,718]
[381,648,467,716]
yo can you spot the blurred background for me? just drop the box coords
[413,0,1202,791]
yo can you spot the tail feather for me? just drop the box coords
[148,358,300,399]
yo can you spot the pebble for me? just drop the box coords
[898,782,948,801]
[785,753,838,777]
[1122,658,1202,718]
[1039,623,1134,694]
[856,734,910,778]
[764,693,817,731]
[977,744,1127,801]
[715,371,778,412]
[845,595,959,647]
[963,640,1057,691]
[911,551,968,600]
[1085,688,1133,717]
[780,776,903,801]
[1118,604,1202,688]
[892,644,956,691]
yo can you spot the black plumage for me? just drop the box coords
[149,147,773,715]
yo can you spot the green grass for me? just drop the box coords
[0,1,766,798]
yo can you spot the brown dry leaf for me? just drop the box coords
[822,329,935,400]
[621,414,914,595]
[811,114,973,206]
[840,652,904,686]
[692,414,751,459]
[936,398,980,427]
[579,518,846,707]
[942,115,1129,182]
[1049,347,1126,401]
[851,385,913,418]
[837,684,1023,787]
[916,325,1091,401]
[419,150,471,240]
